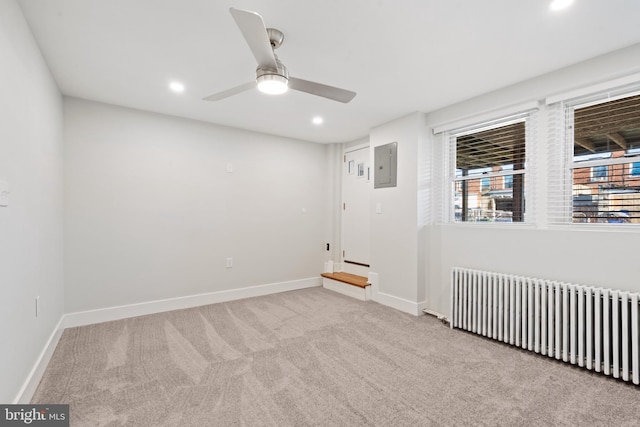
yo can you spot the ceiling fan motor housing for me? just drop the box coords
[266,28,284,49]
[256,56,288,81]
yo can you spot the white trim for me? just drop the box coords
[566,88,640,110]
[14,316,65,404]
[373,291,424,316]
[453,116,528,138]
[14,277,322,403]
[432,100,539,134]
[446,222,537,230]
[368,272,379,296]
[63,277,321,328]
[422,307,447,321]
[545,72,640,105]
[322,278,371,301]
[549,223,640,232]
[344,142,370,154]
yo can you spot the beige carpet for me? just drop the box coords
[32,287,640,426]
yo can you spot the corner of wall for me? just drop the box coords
[13,316,65,404]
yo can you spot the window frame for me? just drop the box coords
[447,114,533,224]
[555,87,640,226]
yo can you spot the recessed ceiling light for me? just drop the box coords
[169,81,185,93]
[312,116,323,125]
[549,0,574,11]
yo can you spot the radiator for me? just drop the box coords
[450,267,640,385]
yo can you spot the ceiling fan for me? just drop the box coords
[203,8,356,103]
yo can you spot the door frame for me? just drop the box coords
[341,143,371,272]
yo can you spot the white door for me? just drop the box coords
[342,147,370,266]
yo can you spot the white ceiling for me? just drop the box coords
[18,0,640,143]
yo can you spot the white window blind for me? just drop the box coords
[440,112,536,223]
[548,84,640,225]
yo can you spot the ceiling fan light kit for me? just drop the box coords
[257,74,288,95]
[256,55,289,95]
[203,8,356,103]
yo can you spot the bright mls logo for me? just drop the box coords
[0,405,68,426]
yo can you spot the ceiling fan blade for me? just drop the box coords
[288,77,356,103]
[202,82,255,101]
[229,8,278,70]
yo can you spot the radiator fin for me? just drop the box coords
[451,267,640,385]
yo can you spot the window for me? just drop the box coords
[591,165,608,181]
[449,116,530,223]
[481,177,491,191]
[503,165,514,189]
[503,175,513,189]
[562,92,640,224]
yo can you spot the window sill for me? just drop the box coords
[444,221,537,230]
[549,223,640,233]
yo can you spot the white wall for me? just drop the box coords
[64,98,331,313]
[369,113,424,314]
[362,43,640,317]
[325,143,343,265]
[423,43,640,316]
[0,0,64,403]
[432,227,640,313]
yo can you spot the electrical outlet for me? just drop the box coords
[226,258,233,268]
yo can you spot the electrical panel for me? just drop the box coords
[374,142,397,189]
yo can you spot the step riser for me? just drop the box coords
[341,263,369,277]
[323,278,371,301]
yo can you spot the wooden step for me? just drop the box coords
[321,272,371,301]
[321,272,369,288]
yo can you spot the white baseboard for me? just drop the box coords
[14,316,65,404]
[367,272,379,294]
[16,277,321,403]
[373,291,424,316]
[64,277,322,328]
[366,271,423,316]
